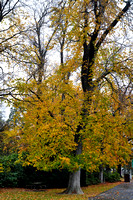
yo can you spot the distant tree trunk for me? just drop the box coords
[106,166,111,174]
[99,165,104,183]
[117,164,122,177]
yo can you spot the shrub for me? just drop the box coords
[0,153,25,187]
[104,172,120,182]
[86,171,100,185]
[0,153,69,188]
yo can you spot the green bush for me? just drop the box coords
[86,172,100,185]
[0,153,25,187]
[104,172,120,182]
[0,153,69,188]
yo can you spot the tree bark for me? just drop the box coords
[62,141,83,194]
[117,164,122,177]
[99,165,104,183]
[62,168,83,194]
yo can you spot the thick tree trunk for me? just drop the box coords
[62,168,84,194]
[62,141,83,194]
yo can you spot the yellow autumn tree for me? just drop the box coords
[3,0,133,195]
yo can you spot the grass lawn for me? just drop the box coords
[0,182,122,200]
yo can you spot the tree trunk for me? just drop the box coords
[62,168,84,194]
[62,141,83,194]
[99,165,104,183]
[117,164,122,177]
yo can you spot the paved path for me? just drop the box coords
[88,181,133,200]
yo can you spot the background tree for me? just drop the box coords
[0,102,5,155]
[0,0,20,22]
[0,0,23,101]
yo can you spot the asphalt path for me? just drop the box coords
[88,181,133,200]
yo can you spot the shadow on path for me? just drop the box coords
[88,181,133,200]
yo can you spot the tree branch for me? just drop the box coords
[93,69,110,86]
[96,1,131,50]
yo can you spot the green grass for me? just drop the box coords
[0,182,122,200]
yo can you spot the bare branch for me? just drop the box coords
[0,0,20,22]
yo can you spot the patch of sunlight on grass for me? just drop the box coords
[0,182,122,200]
